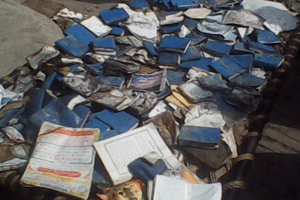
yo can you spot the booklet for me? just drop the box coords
[20,122,100,200]
[128,70,167,92]
[93,123,181,185]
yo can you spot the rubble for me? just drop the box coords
[0,0,298,199]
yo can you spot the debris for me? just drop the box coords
[184,8,211,19]
[1,0,296,198]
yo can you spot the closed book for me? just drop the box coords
[55,35,89,57]
[99,8,129,25]
[254,53,284,69]
[179,126,221,149]
[210,55,245,79]
[159,36,191,53]
[110,27,125,36]
[158,52,181,67]
[64,23,96,46]
[92,38,116,55]
[93,109,139,134]
[202,41,232,57]
[80,16,112,37]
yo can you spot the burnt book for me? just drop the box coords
[179,125,221,149]
[158,52,181,67]
[254,53,284,70]
[202,40,232,57]
[92,38,116,56]
[128,70,167,92]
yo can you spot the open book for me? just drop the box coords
[93,123,181,185]
[152,175,222,200]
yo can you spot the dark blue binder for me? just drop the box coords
[180,58,212,70]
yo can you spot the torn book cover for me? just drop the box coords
[197,74,230,91]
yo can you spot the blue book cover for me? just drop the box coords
[161,24,182,34]
[96,75,125,89]
[64,23,96,46]
[202,41,232,56]
[29,99,81,128]
[158,52,180,66]
[170,0,199,9]
[181,46,202,62]
[179,126,221,148]
[182,18,198,30]
[159,36,191,53]
[73,105,91,127]
[254,53,284,69]
[110,27,125,36]
[128,0,150,9]
[93,109,139,134]
[233,42,254,54]
[186,31,206,45]
[143,41,158,57]
[210,55,245,79]
[197,74,229,91]
[99,8,130,25]
[55,35,89,57]
[84,116,110,133]
[180,58,212,70]
[246,37,276,53]
[85,63,104,76]
[257,30,282,45]
[167,70,186,85]
[230,73,266,88]
[231,54,254,71]
[92,38,116,49]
